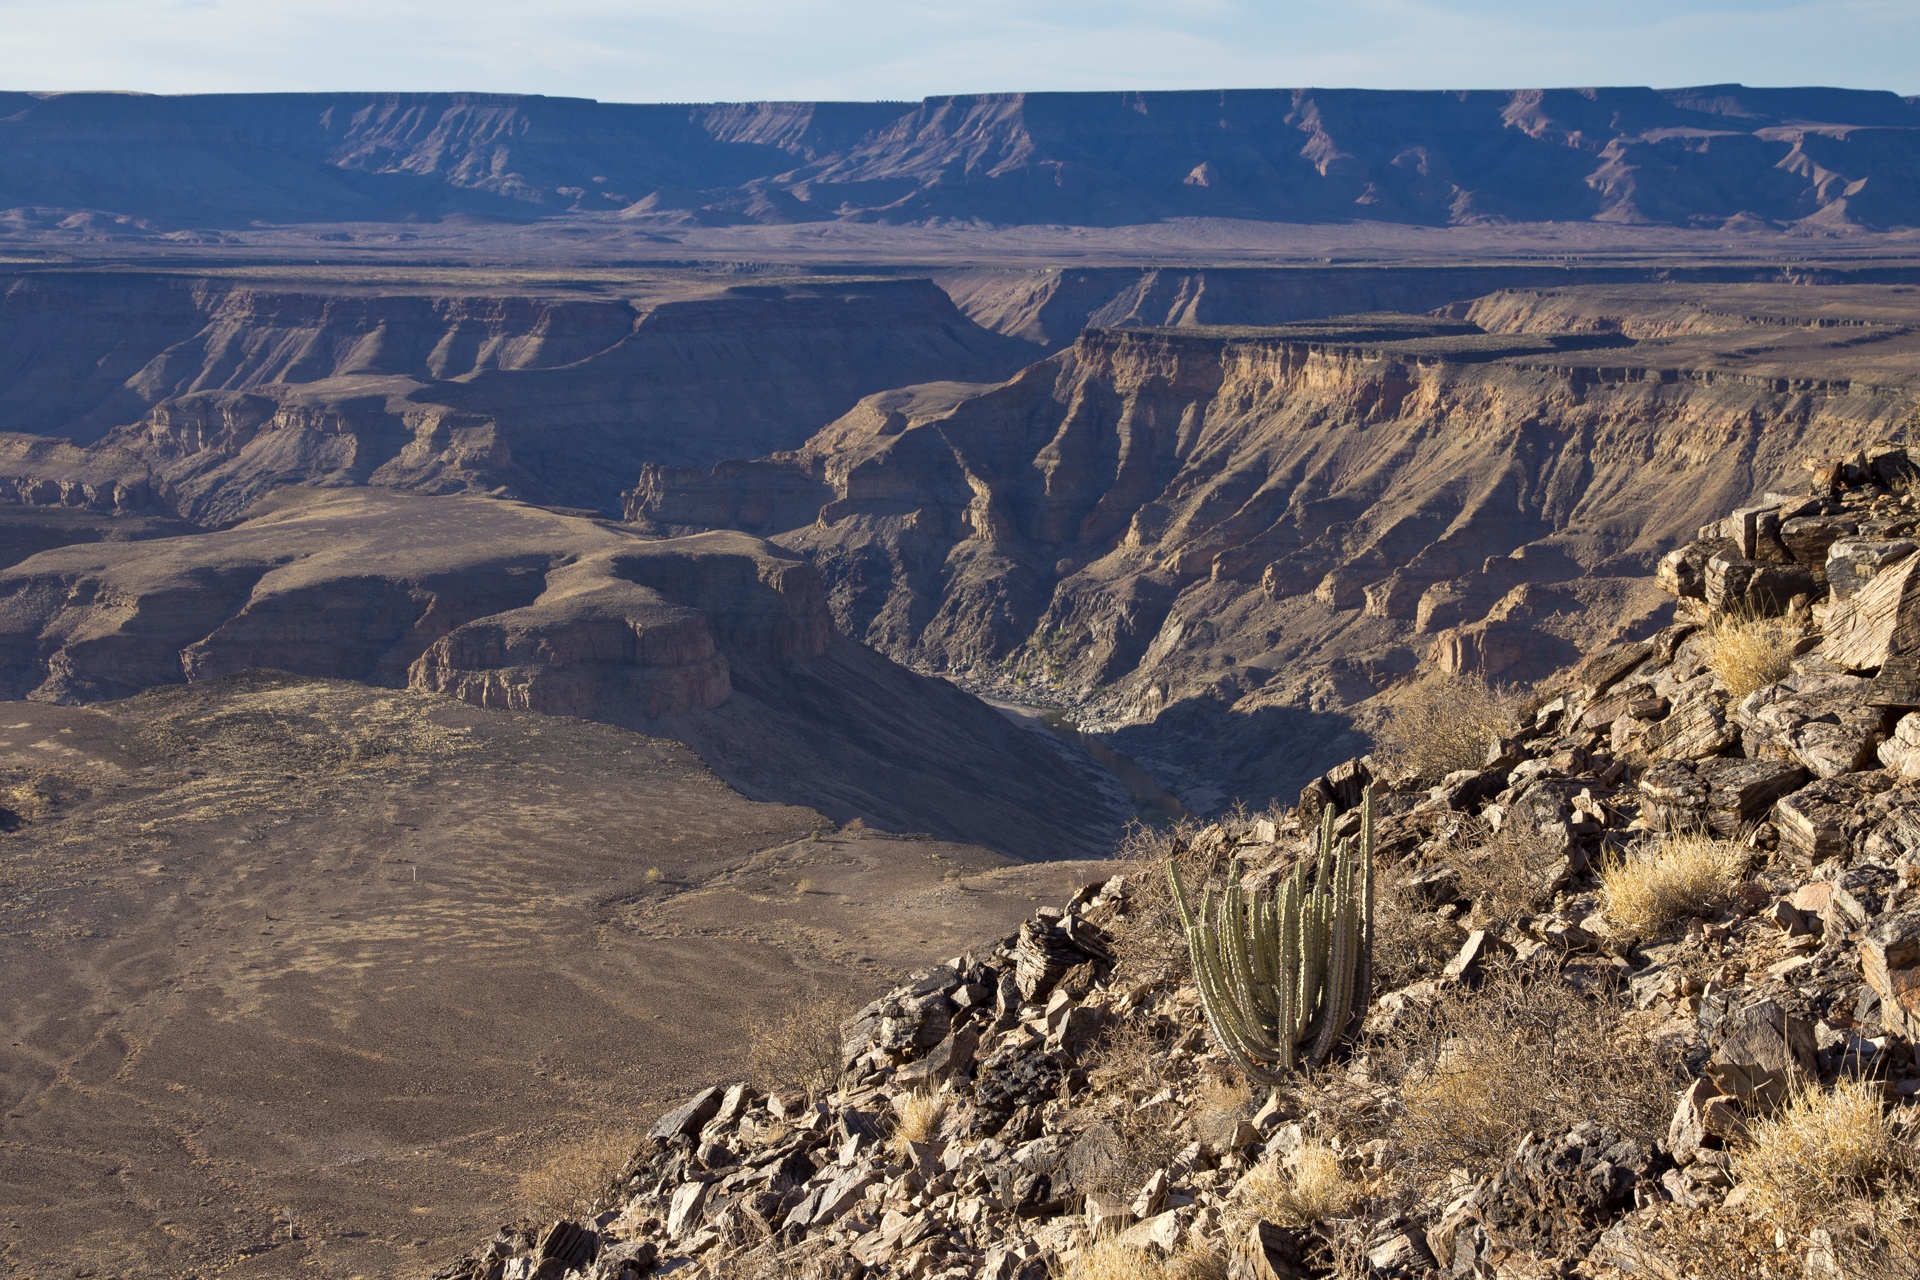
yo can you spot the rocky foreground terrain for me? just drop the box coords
[440,446,1920,1279]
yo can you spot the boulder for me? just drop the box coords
[1706,999,1816,1108]
[651,1087,723,1142]
[1860,912,1920,1039]
[1822,548,1920,671]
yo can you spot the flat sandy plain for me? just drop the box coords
[0,673,1100,1279]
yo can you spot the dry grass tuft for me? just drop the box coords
[1372,965,1680,1187]
[1704,610,1802,699]
[1376,674,1523,781]
[517,1127,640,1220]
[1600,831,1748,939]
[1191,1077,1254,1153]
[1738,1078,1915,1225]
[744,991,856,1103]
[1057,1240,1166,1280]
[1162,1244,1229,1280]
[888,1091,946,1156]
[1229,1141,1364,1229]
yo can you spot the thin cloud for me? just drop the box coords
[0,0,1911,98]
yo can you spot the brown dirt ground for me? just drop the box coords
[0,672,1103,1280]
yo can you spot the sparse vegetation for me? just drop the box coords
[1110,817,1217,976]
[888,1091,946,1156]
[1376,673,1522,780]
[744,991,855,1102]
[1228,1141,1364,1229]
[1600,831,1748,939]
[1189,1077,1253,1152]
[1450,815,1565,928]
[1737,1077,1916,1229]
[517,1127,639,1220]
[1704,609,1803,699]
[1372,964,1680,1186]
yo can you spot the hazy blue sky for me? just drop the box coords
[0,0,1914,100]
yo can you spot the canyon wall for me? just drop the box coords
[0,271,1034,520]
[6,87,1920,231]
[0,489,1123,856]
[631,293,1920,808]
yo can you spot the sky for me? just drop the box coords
[0,0,1915,102]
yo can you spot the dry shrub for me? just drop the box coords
[1376,674,1522,781]
[888,1092,946,1156]
[1600,831,1748,940]
[745,991,856,1102]
[1738,1078,1918,1235]
[1372,858,1469,989]
[1449,817,1563,928]
[1191,1077,1254,1153]
[1079,1014,1191,1190]
[1057,1240,1165,1280]
[1374,965,1680,1187]
[517,1127,640,1220]
[1229,1142,1364,1229]
[1111,818,1223,977]
[1704,610,1802,699]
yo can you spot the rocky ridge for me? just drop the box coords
[444,446,1920,1280]
[630,294,1914,811]
[10,87,1920,232]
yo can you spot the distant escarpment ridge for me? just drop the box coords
[6,85,1920,232]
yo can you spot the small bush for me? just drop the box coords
[1450,816,1565,928]
[1110,818,1221,977]
[1704,610,1802,699]
[1738,1077,1915,1226]
[1600,831,1748,939]
[1191,1077,1254,1153]
[1376,674,1522,781]
[745,991,856,1102]
[1373,965,1680,1187]
[517,1127,640,1220]
[888,1092,946,1156]
[1078,1014,1190,1191]
[1229,1141,1363,1229]
[1058,1240,1165,1280]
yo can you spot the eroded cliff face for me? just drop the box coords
[0,271,1034,521]
[632,301,1916,808]
[0,489,1122,855]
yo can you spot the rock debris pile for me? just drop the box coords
[441,445,1920,1279]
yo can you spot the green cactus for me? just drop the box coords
[1168,788,1374,1083]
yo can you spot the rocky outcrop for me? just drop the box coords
[0,271,1035,520]
[10,87,1920,231]
[0,488,1123,857]
[630,302,1911,811]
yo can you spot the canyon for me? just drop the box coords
[3,82,1920,1280]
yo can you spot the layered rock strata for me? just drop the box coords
[0,271,1035,520]
[631,303,1910,809]
[0,488,1121,857]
